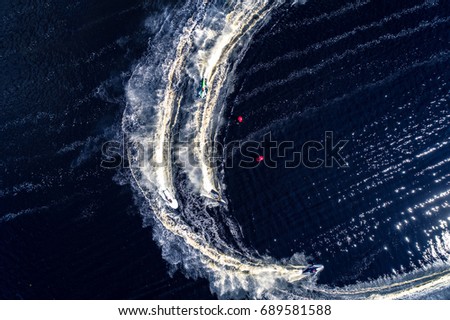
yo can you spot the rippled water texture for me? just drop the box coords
[123,0,450,299]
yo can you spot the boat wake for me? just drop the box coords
[122,0,450,299]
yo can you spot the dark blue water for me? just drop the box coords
[224,0,450,288]
[0,0,214,299]
[1,0,449,299]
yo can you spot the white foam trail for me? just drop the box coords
[123,0,450,298]
[194,0,275,195]
[124,0,310,299]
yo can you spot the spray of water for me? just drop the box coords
[122,0,450,298]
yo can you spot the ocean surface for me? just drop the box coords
[1,0,449,299]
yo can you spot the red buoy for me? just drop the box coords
[237,115,243,123]
[256,155,264,163]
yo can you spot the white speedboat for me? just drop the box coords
[202,189,227,205]
[159,189,179,210]
[302,264,324,275]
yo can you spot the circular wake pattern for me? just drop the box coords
[123,0,450,298]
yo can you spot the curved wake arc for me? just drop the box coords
[123,0,450,299]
